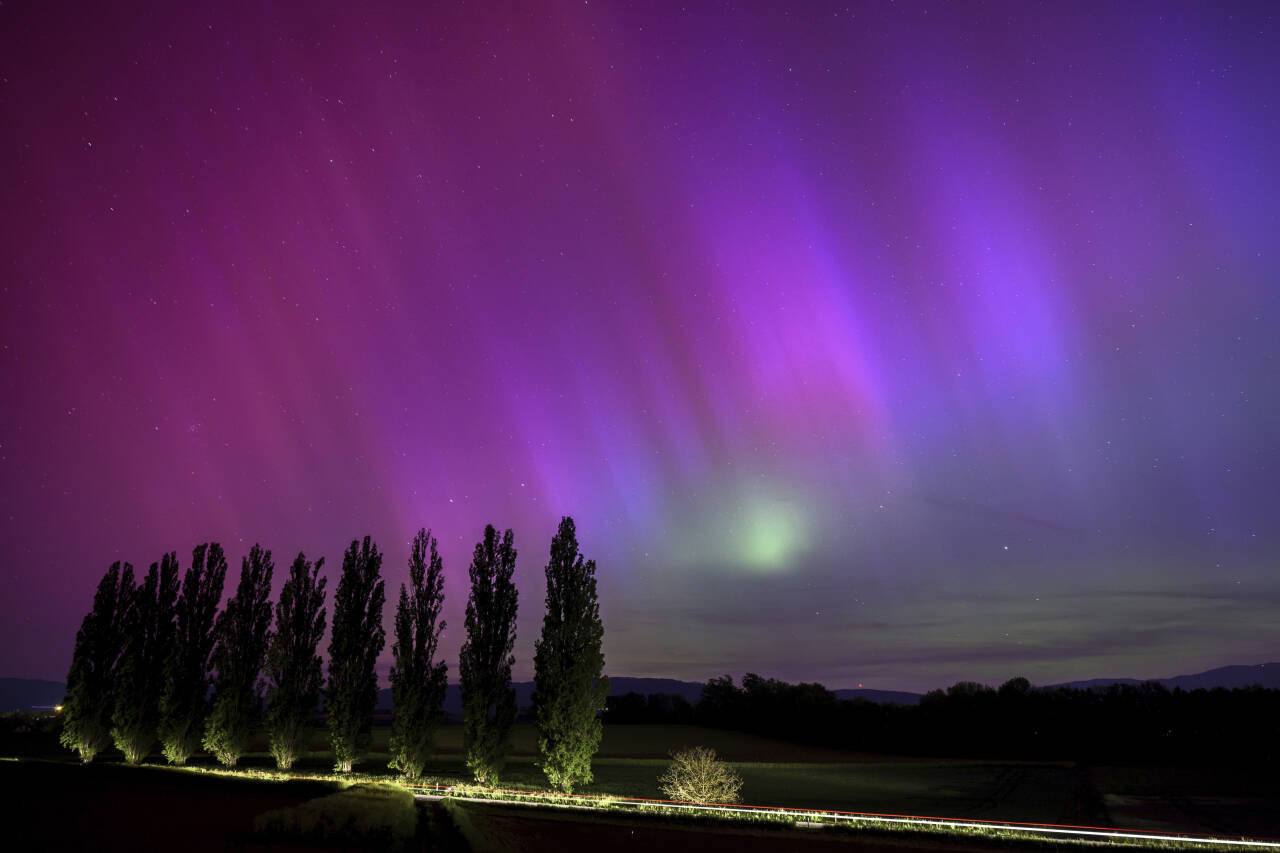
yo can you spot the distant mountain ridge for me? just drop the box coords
[374,677,707,716]
[6,662,1276,713]
[1050,662,1280,692]
[0,678,65,713]
[833,688,922,705]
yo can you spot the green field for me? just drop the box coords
[140,723,1081,824]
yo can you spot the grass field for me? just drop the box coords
[148,723,1081,824]
[4,720,1278,845]
[1089,765,1280,840]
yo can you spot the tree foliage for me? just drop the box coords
[159,543,228,765]
[388,528,449,780]
[111,553,179,763]
[532,517,608,792]
[658,746,743,804]
[459,524,518,785]
[265,552,327,770]
[326,536,386,773]
[604,691,694,724]
[203,544,275,766]
[61,561,135,762]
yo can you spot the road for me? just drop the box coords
[410,786,1280,849]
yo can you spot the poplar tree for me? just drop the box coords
[326,536,385,773]
[459,525,518,785]
[203,544,274,766]
[61,561,135,762]
[159,542,228,765]
[111,552,179,763]
[265,552,327,770]
[532,517,609,792]
[388,528,448,780]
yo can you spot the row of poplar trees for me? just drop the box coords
[60,516,608,792]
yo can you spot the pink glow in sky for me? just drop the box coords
[2,1,1277,692]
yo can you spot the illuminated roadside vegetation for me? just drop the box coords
[387,529,449,781]
[202,544,274,766]
[158,543,227,766]
[60,562,133,763]
[111,554,178,764]
[459,524,520,786]
[325,537,387,774]
[658,745,743,803]
[264,552,327,770]
[453,800,1256,852]
[532,518,609,794]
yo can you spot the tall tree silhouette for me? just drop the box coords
[388,528,449,780]
[265,552,327,770]
[159,542,228,765]
[326,536,385,773]
[459,524,518,785]
[111,553,179,763]
[61,561,134,762]
[204,544,274,766]
[532,517,609,792]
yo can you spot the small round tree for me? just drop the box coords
[658,746,743,804]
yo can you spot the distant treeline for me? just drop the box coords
[605,690,695,724]
[609,674,1280,764]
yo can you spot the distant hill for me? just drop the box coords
[1161,663,1280,690]
[1051,662,1280,692]
[599,677,706,703]
[375,676,705,716]
[373,664,1280,714]
[0,678,65,712]
[11,663,1276,714]
[833,688,921,705]
[372,677,926,714]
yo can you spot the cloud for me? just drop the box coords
[602,570,1280,690]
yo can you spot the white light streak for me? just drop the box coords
[408,783,1280,849]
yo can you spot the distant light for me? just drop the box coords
[54,705,63,713]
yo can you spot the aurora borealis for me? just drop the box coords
[2,0,1277,693]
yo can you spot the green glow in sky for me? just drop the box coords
[739,495,808,571]
[668,483,811,574]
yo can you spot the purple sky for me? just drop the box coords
[2,1,1277,693]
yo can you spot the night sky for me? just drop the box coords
[2,1,1277,693]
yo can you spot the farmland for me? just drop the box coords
[7,717,1278,846]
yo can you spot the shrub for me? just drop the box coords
[657,746,743,804]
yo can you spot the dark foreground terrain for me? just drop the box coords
[6,760,343,851]
[0,760,1168,853]
[8,758,1280,853]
